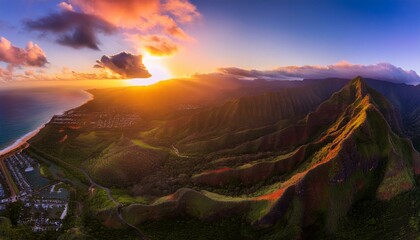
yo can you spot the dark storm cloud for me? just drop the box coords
[24,9,116,50]
[94,52,151,78]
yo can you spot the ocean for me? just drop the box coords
[0,87,91,152]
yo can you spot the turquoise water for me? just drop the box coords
[0,87,90,151]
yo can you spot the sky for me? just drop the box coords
[1,0,420,87]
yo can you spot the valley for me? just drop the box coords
[1,76,419,239]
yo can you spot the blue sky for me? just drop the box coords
[187,0,420,70]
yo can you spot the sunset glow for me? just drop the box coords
[127,54,173,86]
[1,1,420,86]
[2,1,420,239]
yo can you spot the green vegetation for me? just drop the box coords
[139,217,262,240]
[78,215,137,240]
[329,188,420,239]
[88,189,117,212]
[2,201,23,225]
[27,146,88,185]
[29,127,118,166]
[111,188,148,205]
[10,77,420,239]
[84,136,168,187]
[132,139,167,152]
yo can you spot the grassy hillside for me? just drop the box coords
[29,78,347,189]
[366,79,420,150]
[25,76,420,239]
[96,78,420,239]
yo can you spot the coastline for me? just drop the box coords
[0,90,94,159]
[0,127,42,158]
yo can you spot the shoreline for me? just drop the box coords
[0,127,42,158]
[0,90,94,159]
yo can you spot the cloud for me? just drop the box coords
[154,14,190,40]
[94,52,151,78]
[0,37,48,67]
[219,62,420,84]
[0,66,127,82]
[0,67,11,82]
[0,50,150,82]
[58,2,74,11]
[68,0,159,29]
[162,0,201,23]
[70,71,125,80]
[140,35,178,56]
[25,0,200,52]
[68,0,200,36]
[24,7,116,50]
[0,66,45,82]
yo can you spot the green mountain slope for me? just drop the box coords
[26,76,420,239]
[101,78,420,238]
[365,79,420,150]
[29,78,347,188]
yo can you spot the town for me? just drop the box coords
[51,110,141,129]
[0,151,69,232]
[0,169,10,212]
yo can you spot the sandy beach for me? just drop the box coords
[0,127,42,158]
[0,90,93,159]
[0,90,93,198]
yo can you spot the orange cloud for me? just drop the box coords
[68,0,159,29]
[0,37,48,67]
[162,0,201,23]
[71,70,123,80]
[67,0,199,40]
[0,66,18,82]
[140,35,178,56]
[26,0,200,58]
[0,65,124,82]
[58,2,74,11]
[17,1,201,82]
[154,14,190,40]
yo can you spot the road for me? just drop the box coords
[32,182,58,195]
[0,158,17,199]
[26,147,148,239]
[80,169,148,240]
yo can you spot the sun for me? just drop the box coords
[127,54,172,86]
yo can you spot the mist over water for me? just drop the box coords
[0,87,91,151]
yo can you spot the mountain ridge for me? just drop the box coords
[24,76,420,239]
[93,77,420,237]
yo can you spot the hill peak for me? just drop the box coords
[350,76,369,98]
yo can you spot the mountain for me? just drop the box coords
[364,79,420,151]
[151,78,348,154]
[80,74,315,120]
[25,76,420,239]
[95,78,418,239]
[28,77,348,187]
